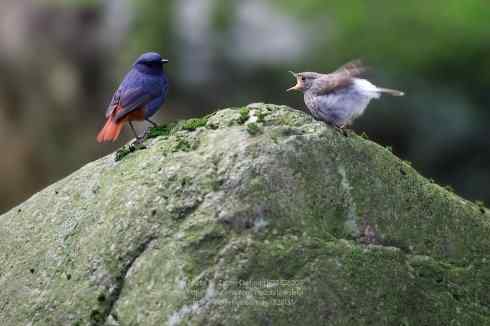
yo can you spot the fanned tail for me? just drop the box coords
[377,88,405,96]
[96,117,124,143]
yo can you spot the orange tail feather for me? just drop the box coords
[96,118,124,143]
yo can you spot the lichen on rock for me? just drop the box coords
[0,104,489,325]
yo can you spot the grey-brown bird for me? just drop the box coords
[287,60,404,128]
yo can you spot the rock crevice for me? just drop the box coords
[98,236,157,326]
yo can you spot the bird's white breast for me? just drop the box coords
[303,78,380,126]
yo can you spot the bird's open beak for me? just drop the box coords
[161,59,169,64]
[287,71,302,92]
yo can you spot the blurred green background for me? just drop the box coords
[0,0,489,213]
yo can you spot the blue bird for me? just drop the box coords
[97,52,169,143]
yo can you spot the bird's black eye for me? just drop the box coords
[301,76,306,81]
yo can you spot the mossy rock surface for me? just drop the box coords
[0,104,489,325]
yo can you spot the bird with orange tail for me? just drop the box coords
[97,52,169,143]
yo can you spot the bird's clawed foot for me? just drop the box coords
[130,136,147,150]
[142,127,154,139]
[142,118,160,138]
[128,122,148,148]
[335,125,350,137]
[128,119,160,148]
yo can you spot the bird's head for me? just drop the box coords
[134,52,169,74]
[287,71,319,92]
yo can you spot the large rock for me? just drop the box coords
[0,104,489,325]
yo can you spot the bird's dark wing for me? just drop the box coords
[105,92,120,118]
[334,59,367,77]
[311,74,354,95]
[106,88,155,122]
[311,60,367,95]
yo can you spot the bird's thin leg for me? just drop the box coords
[142,118,159,138]
[129,122,142,141]
[145,118,159,128]
[128,122,148,149]
[129,122,139,139]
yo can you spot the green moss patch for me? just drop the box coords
[172,135,193,152]
[181,117,209,131]
[238,107,250,124]
[246,123,261,136]
[256,110,268,123]
[147,123,176,139]
[115,145,138,162]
